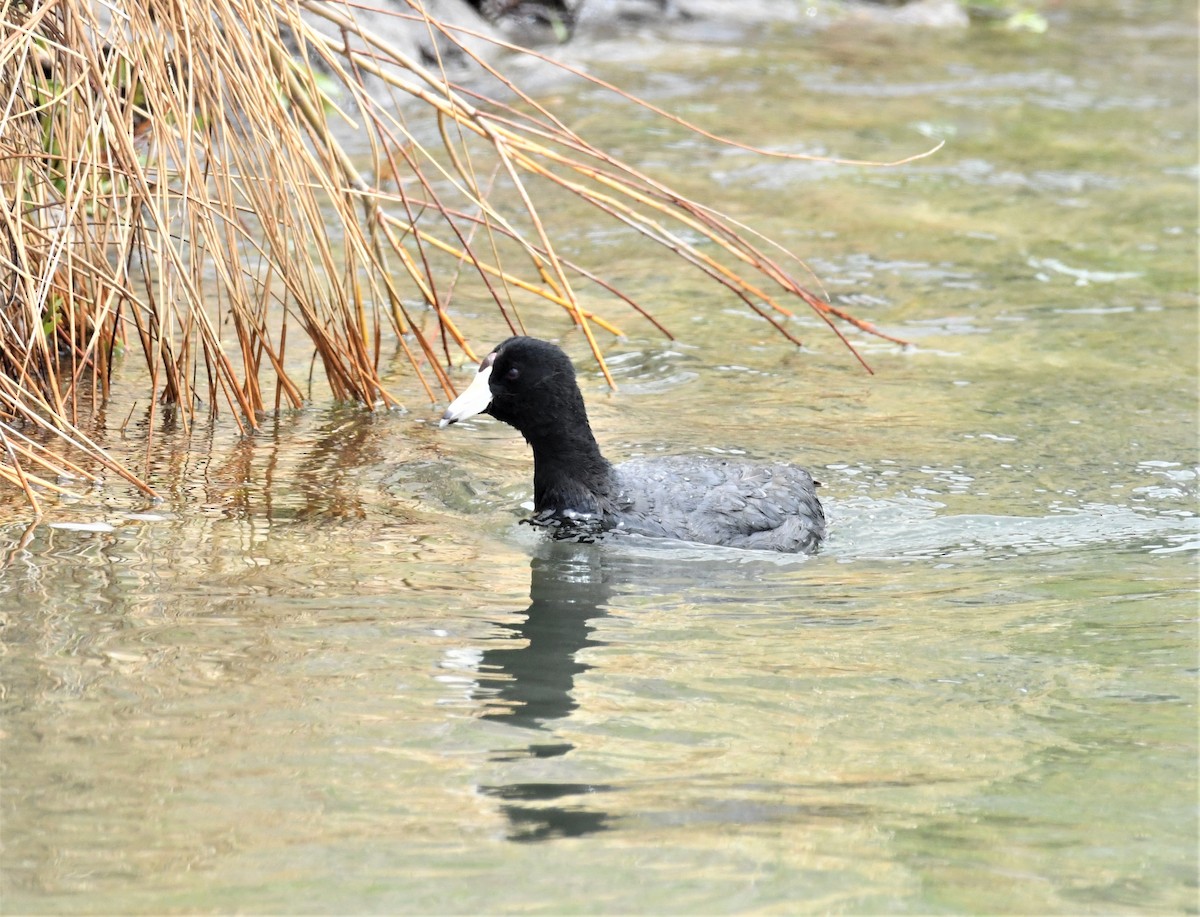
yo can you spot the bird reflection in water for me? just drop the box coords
[474,542,616,842]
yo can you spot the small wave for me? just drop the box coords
[828,496,1199,561]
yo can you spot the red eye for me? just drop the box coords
[505,366,520,381]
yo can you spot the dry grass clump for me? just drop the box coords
[0,0,928,511]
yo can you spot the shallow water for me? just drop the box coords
[2,2,1197,913]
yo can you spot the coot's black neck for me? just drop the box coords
[518,407,618,520]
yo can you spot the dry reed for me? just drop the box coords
[0,0,931,511]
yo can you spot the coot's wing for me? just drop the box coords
[614,457,825,553]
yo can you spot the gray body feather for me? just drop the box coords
[610,457,825,553]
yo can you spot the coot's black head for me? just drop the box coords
[440,337,590,443]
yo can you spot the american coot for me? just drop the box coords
[440,336,825,554]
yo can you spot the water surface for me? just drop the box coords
[2,2,1196,913]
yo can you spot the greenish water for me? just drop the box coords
[2,2,1196,913]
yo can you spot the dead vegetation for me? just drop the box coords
[0,0,930,511]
